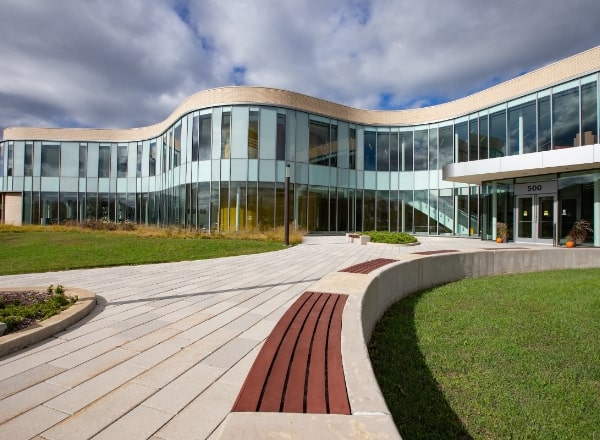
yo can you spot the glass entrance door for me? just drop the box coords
[515,194,555,244]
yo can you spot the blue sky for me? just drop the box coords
[1,0,599,138]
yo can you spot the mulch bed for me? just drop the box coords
[0,290,54,333]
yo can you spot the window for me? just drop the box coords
[0,145,3,177]
[581,81,598,146]
[376,131,390,171]
[248,110,259,159]
[149,141,157,176]
[363,131,376,171]
[25,143,33,176]
[400,131,413,171]
[199,114,211,160]
[309,119,330,166]
[538,96,551,151]
[508,101,536,155]
[136,143,143,177]
[221,111,231,158]
[117,145,128,178]
[79,144,87,177]
[428,128,438,170]
[98,145,111,178]
[330,124,338,168]
[552,86,579,148]
[479,116,489,159]
[349,127,356,170]
[390,132,399,171]
[173,124,181,167]
[192,115,200,161]
[7,143,13,176]
[438,126,453,167]
[489,110,506,157]
[455,122,468,162]
[41,144,60,177]
[276,113,286,160]
[413,129,428,170]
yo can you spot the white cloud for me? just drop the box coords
[1,0,599,138]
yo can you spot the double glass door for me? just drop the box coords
[516,194,555,244]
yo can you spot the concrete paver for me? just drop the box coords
[0,235,530,438]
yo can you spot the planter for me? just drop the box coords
[496,237,504,243]
[566,240,576,248]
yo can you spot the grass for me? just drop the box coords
[0,224,305,275]
[368,269,600,440]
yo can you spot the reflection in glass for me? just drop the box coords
[363,131,376,171]
[438,126,453,167]
[428,128,437,170]
[117,145,128,178]
[42,144,60,177]
[173,124,181,167]
[489,110,506,158]
[377,190,389,230]
[25,143,34,177]
[538,96,551,151]
[309,120,331,166]
[349,128,356,170]
[149,141,156,176]
[199,114,211,160]
[376,131,389,171]
[192,115,200,161]
[363,190,375,231]
[469,119,478,161]
[276,113,286,161]
[248,110,259,159]
[221,111,231,159]
[508,101,536,155]
[455,122,468,162]
[553,86,579,148]
[414,129,428,170]
[478,116,488,159]
[400,131,413,171]
[581,81,598,145]
[390,132,399,171]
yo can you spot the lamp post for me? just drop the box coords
[284,163,290,246]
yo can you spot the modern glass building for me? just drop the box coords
[1,46,600,245]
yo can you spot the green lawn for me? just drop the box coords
[368,269,600,440]
[0,227,286,275]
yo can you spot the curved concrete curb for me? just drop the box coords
[0,287,96,357]
[218,247,600,439]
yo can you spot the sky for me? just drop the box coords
[1,0,600,139]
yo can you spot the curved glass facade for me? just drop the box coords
[1,62,599,240]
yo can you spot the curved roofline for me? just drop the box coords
[4,45,600,143]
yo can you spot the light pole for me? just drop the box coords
[284,163,290,246]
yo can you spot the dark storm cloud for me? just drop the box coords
[1,0,599,139]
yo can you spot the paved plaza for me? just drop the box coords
[0,236,528,439]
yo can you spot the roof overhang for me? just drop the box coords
[442,144,600,185]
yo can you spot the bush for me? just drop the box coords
[363,230,417,244]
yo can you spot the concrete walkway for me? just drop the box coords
[0,236,530,439]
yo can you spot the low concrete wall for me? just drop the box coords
[219,247,600,439]
[341,247,600,439]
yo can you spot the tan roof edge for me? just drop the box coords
[4,45,600,143]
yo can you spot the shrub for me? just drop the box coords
[363,230,417,244]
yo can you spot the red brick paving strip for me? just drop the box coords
[338,258,397,274]
[232,291,350,415]
[411,249,458,255]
